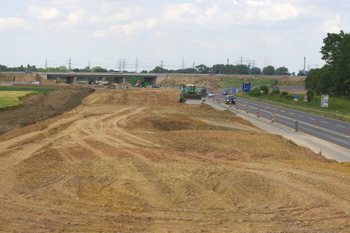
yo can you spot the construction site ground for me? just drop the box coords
[0,87,350,232]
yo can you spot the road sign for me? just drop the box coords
[303,95,308,102]
[321,95,329,107]
[242,82,251,93]
[294,94,298,101]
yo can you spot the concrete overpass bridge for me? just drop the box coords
[37,72,166,85]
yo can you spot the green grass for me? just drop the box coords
[0,91,38,110]
[219,78,278,88]
[0,86,60,93]
[238,93,350,122]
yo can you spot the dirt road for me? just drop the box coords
[0,88,349,232]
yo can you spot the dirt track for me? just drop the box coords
[0,88,350,232]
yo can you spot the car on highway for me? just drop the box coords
[225,95,236,105]
[208,92,215,97]
[222,91,228,95]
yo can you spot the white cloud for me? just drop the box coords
[244,1,300,23]
[0,17,28,30]
[320,15,341,33]
[56,9,88,30]
[28,6,61,21]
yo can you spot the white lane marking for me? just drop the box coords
[321,121,328,124]
[309,118,316,121]
[298,115,304,117]
[336,125,345,129]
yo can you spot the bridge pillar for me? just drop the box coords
[66,76,77,84]
[113,77,126,84]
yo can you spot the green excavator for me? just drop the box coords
[179,84,202,104]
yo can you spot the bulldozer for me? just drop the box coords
[179,84,202,104]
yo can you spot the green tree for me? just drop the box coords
[319,30,350,95]
[274,66,289,75]
[305,66,332,95]
[235,64,249,74]
[262,65,275,75]
[250,67,261,75]
[212,64,226,74]
[150,66,168,73]
[91,66,108,72]
[195,64,210,74]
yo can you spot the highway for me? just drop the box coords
[209,95,350,151]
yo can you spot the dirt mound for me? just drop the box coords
[0,86,94,135]
[0,87,349,232]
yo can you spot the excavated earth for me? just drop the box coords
[0,87,350,232]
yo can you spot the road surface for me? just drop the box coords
[205,96,350,162]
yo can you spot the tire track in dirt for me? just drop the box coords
[1,88,350,232]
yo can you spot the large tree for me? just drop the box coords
[274,66,289,75]
[195,64,211,74]
[250,67,261,75]
[305,65,332,95]
[319,30,350,95]
[262,65,275,75]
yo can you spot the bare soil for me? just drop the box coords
[0,86,94,135]
[0,87,349,232]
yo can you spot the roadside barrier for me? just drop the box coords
[246,106,249,113]
[316,121,319,128]
[271,113,275,123]
[256,109,260,117]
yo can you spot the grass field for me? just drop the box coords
[0,91,38,110]
[239,92,350,122]
[219,76,305,88]
[0,85,60,93]
[219,77,277,88]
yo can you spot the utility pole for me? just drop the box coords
[227,58,229,65]
[252,58,257,68]
[160,59,163,69]
[68,57,71,70]
[122,58,125,72]
[237,54,245,65]
[118,58,122,72]
[45,59,48,69]
[135,57,138,73]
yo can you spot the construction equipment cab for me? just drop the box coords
[179,84,202,104]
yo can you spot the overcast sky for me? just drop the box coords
[0,0,349,73]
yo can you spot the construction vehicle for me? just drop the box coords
[179,84,202,104]
[132,78,149,87]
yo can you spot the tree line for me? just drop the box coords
[0,63,292,76]
[306,30,350,96]
[148,64,291,75]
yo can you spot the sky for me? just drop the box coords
[0,0,349,73]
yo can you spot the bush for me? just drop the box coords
[285,95,294,100]
[248,88,261,97]
[271,89,280,95]
[306,89,315,102]
[260,85,269,94]
[281,91,289,96]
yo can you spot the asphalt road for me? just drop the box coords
[234,97,350,150]
[204,96,350,162]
